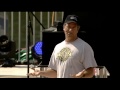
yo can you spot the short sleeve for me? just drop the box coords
[82,44,98,69]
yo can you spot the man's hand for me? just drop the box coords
[27,68,40,76]
[70,68,95,78]
[70,71,85,78]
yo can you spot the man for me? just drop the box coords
[28,15,98,78]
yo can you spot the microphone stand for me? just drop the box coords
[27,12,33,78]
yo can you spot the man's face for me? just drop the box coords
[63,22,80,37]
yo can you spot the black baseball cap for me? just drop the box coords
[64,15,80,26]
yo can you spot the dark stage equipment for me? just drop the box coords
[0,35,16,67]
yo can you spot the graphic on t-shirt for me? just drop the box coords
[57,47,72,61]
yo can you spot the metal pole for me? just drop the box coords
[27,12,33,78]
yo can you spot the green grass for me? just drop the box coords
[6,12,63,49]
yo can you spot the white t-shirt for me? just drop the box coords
[48,37,98,78]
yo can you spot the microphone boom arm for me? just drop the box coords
[30,12,46,29]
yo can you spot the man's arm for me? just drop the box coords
[39,68,57,78]
[29,68,57,78]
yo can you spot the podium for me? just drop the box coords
[94,66,110,78]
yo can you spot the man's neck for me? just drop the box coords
[65,37,78,43]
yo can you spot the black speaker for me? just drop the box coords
[42,31,65,65]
